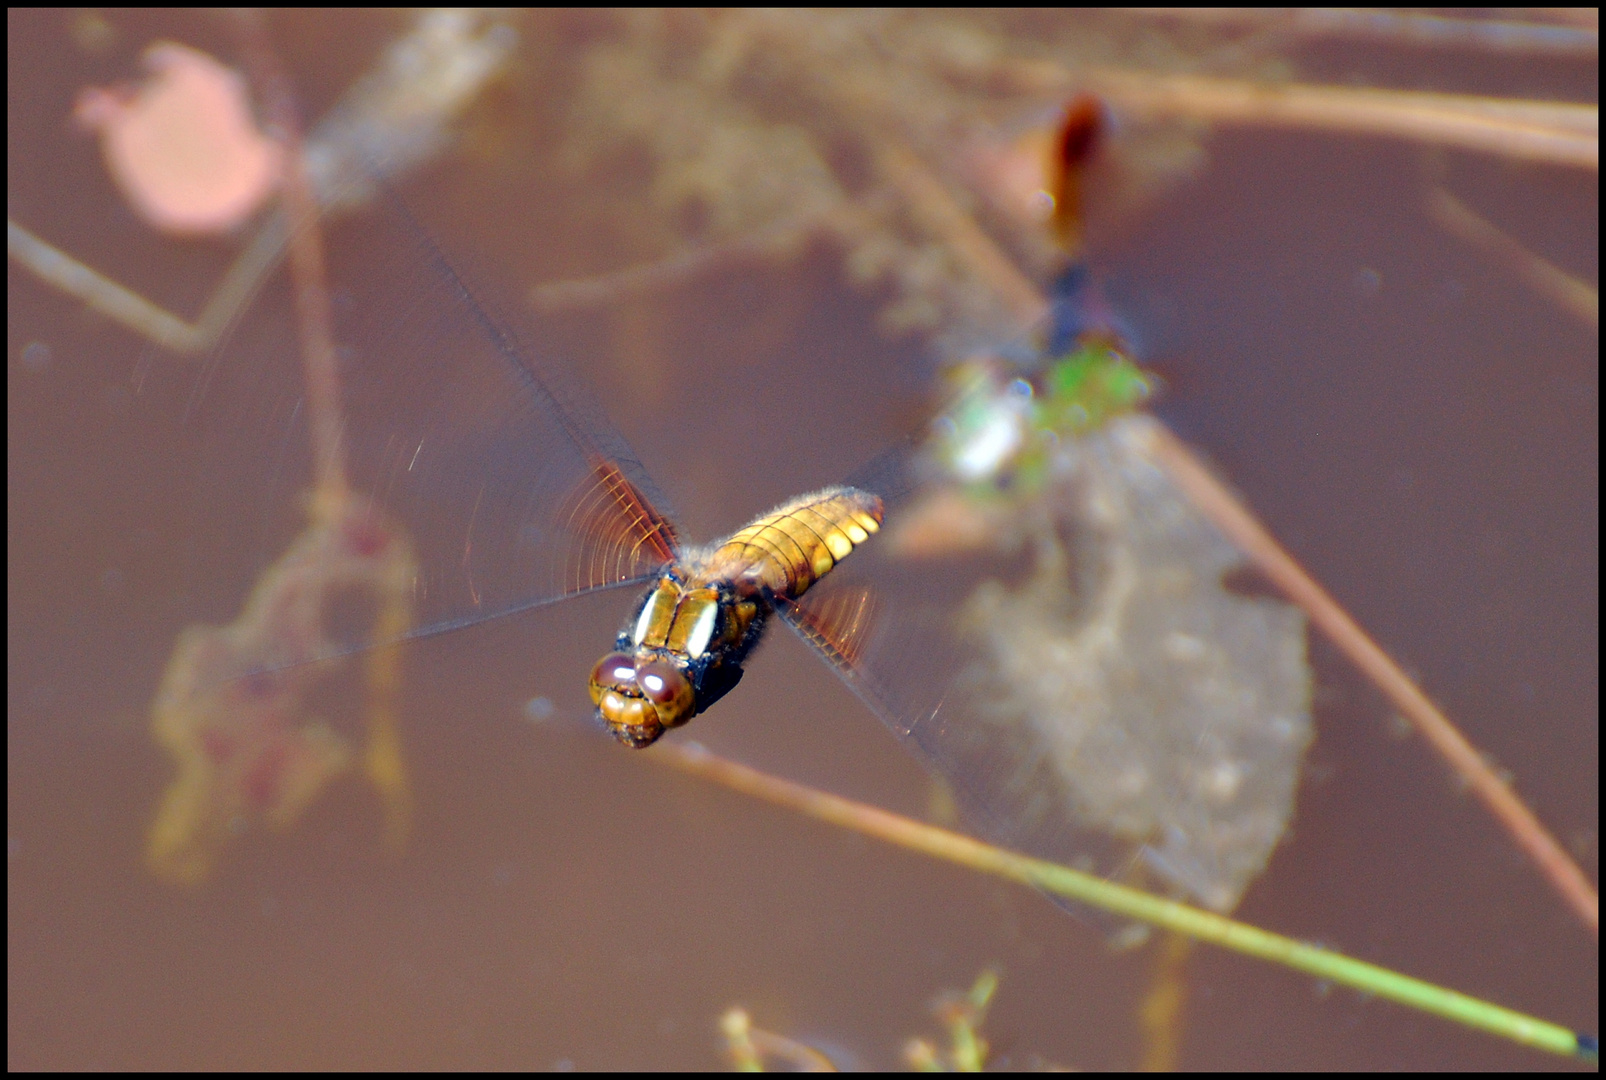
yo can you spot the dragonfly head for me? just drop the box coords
[588,649,695,747]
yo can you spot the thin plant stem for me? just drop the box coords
[236,12,350,507]
[1136,420,1600,936]
[655,742,1594,1061]
[1138,931,1193,1072]
[1085,70,1598,169]
[1124,10,1600,59]
[871,140,1051,330]
[1427,186,1598,329]
[720,1007,839,1072]
[6,214,286,355]
[1002,65,1597,169]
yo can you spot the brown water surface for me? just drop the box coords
[9,9,1597,1070]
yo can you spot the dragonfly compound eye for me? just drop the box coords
[588,651,640,704]
[635,658,692,717]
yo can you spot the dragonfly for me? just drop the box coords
[120,90,1314,926]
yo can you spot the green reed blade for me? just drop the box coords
[658,741,1594,1062]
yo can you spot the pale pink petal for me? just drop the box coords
[74,41,283,236]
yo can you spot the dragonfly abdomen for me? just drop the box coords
[701,486,882,601]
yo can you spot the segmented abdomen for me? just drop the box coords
[705,487,882,600]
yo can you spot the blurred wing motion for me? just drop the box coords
[774,584,881,676]
[781,414,1312,914]
[560,458,681,596]
[190,204,679,660]
[150,196,678,883]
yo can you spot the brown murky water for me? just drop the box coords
[9,10,1597,1069]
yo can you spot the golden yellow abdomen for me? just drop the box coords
[702,487,882,600]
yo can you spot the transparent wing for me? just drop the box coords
[779,414,1313,914]
[184,200,678,661]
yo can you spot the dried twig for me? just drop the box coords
[1137,420,1599,934]
[1428,186,1598,329]
[1004,65,1597,169]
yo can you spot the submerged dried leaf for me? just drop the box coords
[957,415,1311,912]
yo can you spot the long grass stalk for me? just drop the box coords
[1002,65,1598,169]
[656,741,1595,1061]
